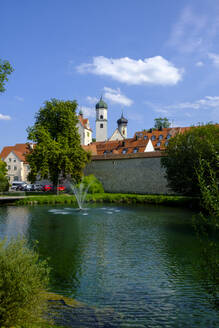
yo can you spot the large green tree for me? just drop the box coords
[161,124,219,195]
[154,117,171,129]
[26,99,90,188]
[0,59,13,93]
[0,159,9,191]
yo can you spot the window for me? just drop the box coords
[156,142,161,147]
[151,135,156,141]
[167,134,171,139]
[14,159,16,162]
[14,166,17,171]
[159,135,163,140]
[143,136,148,140]
[165,141,169,146]
[100,123,103,128]
[100,115,103,119]
[14,176,19,181]
[133,147,138,153]
[8,158,11,162]
[122,148,127,154]
[87,132,90,137]
[8,165,11,170]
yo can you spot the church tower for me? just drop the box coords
[117,113,128,139]
[95,97,108,141]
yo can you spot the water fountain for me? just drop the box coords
[68,179,92,210]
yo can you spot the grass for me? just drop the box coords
[15,192,199,208]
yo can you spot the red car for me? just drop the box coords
[43,185,66,192]
[58,185,65,191]
[43,184,52,191]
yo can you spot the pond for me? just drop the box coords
[0,203,218,327]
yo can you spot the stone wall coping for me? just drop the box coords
[91,151,165,161]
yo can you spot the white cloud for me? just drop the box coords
[168,6,207,53]
[147,96,219,123]
[80,106,95,118]
[208,52,219,67]
[103,87,133,106]
[0,113,11,120]
[166,96,219,110]
[196,61,204,67]
[86,96,99,104]
[77,56,183,86]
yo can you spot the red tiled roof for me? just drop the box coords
[0,143,29,161]
[78,115,92,132]
[88,126,196,156]
[82,144,97,155]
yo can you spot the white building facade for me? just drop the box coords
[77,112,92,145]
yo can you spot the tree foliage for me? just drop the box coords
[154,117,171,129]
[161,124,219,195]
[0,159,9,191]
[193,157,219,308]
[26,99,90,187]
[0,60,13,93]
[0,238,50,327]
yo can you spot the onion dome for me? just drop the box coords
[117,113,128,125]
[95,96,108,109]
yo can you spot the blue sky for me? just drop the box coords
[1,0,219,151]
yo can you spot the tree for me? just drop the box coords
[161,124,219,195]
[154,117,171,129]
[0,159,9,191]
[0,59,13,93]
[193,157,219,308]
[26,99,90,189]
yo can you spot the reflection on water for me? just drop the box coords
[0,207,29,239]
[0,204,218,327]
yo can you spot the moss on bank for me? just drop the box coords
[15,193,199,208]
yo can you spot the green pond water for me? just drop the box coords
[0,203,218,327]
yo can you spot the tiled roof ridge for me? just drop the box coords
[78,115,92,132]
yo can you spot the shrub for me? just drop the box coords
[0,238,50,327]
[82,174,104,194]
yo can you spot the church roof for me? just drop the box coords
[95,97,108,109]
[117,113,128,125]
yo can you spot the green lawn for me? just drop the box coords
[15,192,199,208]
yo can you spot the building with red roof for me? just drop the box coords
[0,143,30,183]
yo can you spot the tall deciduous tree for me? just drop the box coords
[0,60,13,93]
[161,124,219,195]
[154,117,171,129]
[0,159,9,191]
[26,99,90,188]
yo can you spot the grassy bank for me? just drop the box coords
[15,193,199,208]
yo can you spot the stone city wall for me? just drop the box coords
[84,152,173,195]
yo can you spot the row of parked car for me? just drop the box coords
[11,181,66,192]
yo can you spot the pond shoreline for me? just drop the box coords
[6,193,200,208]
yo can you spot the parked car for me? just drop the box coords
[57,185,66,192]
[43,184,66,192]
[34,184,43,191]
[11,181,26,190]
[23,184,32,191]
[43,184,53,191]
